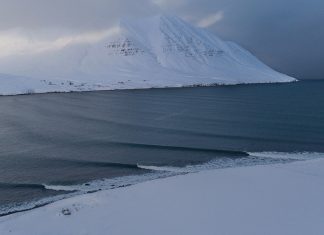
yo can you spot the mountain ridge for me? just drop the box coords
[0,14,296,95]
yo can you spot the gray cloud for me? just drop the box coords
[0,0,322,79]
[0,0,159,30]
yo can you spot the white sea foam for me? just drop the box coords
[249,152,324,160]
[44,171,176,193]
[137,165,188,173]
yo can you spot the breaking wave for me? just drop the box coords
[248,151,324,160]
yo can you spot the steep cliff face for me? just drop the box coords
[0,15,296,95]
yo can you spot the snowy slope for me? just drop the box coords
[0,15,296,95]
[1,157,324,235]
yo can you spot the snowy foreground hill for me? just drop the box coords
[0,15,296,95]
[1,156,324,235]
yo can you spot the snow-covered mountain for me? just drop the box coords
[0,15,296,95]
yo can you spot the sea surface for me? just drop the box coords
[0,80,323,215]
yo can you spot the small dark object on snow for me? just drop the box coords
[61,208,71,216]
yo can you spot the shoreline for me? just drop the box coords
[0,79,298,97]
[0,151,301,218]
[0,151,321,218]
[1,157,324,235]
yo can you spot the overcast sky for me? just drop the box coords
[0,0,322,79]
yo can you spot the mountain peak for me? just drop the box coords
[0,15,296,95]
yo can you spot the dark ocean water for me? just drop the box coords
[0,80,323,215]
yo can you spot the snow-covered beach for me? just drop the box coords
[1,156,324,235]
